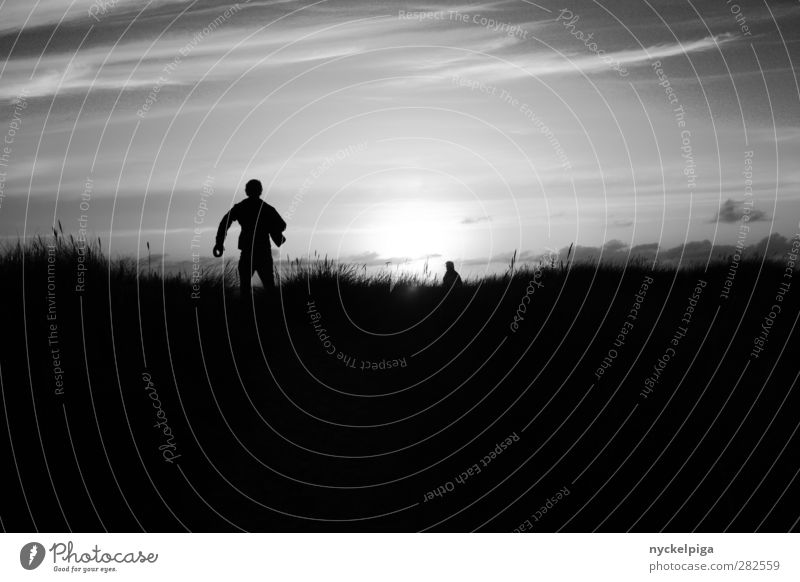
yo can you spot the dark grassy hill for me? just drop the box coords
[1,234,798,532]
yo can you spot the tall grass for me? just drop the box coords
[0,231,107,271]
[279,252,439,290]
[2,230,786,298]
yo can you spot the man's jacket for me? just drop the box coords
[216,198,286,252]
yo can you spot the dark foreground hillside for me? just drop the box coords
[1,236,799,532]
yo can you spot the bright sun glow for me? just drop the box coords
[359,200,459,260]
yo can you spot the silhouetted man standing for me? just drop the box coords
[213,179,286,299]
[443,261,463,288]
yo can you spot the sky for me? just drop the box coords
[1,0,799,274]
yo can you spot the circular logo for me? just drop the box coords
[20,542,46,570]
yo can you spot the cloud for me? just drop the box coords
[713,198,768,223]
[630,243,659,253]
[334,252,442,266]
[461,215,491,224]
[603,239,627,253]
[0,4,374,101]
[0,62,160,100]
[407,2,519,14]
[428,33,738,84]
[459,249,537,266]
[341,251,382,264]
[0,0,743,104]
[605,33,737,68]
[534,234,793,267]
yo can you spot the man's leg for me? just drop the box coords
[253,255,275,291]
[238,252,254,300]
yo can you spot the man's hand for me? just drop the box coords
[212,244,224,258]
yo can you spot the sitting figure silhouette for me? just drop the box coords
[442,261,463,288]
[213,179,286,299]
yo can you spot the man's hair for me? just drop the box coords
[245,179,263,197]
[445,261,454,270]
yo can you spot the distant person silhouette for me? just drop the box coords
[443,261,463,288]
[213,179,286,299]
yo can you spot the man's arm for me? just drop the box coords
[269,206,287,247]
[213,206,236,256]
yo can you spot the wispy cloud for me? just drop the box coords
[0,24,370,101]
[437,33,738,82]
[461,215,491,224]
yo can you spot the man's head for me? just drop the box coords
[445,261,454,271]
[245,179,263,198]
